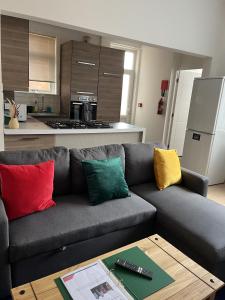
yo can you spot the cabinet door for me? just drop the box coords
[72,41,100,65]
[1,15,29,91]
[4,135,55,151]
[97,47,124,122]
[97,75,123,122]
[71,42,100,96]
[71,62,99,95]
[60,41,73,117]
[99,47,124,76]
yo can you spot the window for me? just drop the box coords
[121,51,135,117]
[124,51,135,70]
[111,43,137,121]
[121,74,130,116]
[29,33,56,94]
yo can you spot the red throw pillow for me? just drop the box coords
[0,160,56,220]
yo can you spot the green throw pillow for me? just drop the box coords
[82,157,130,205]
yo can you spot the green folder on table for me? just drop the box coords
[55,277,72,300]
[55,246,174,300]
[103,246,174,299]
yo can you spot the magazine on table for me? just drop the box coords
[60,260,132,300]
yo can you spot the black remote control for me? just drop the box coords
[115,258,152,280]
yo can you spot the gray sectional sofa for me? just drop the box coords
[0,143,225,299]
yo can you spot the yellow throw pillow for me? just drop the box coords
[154,148,182,190]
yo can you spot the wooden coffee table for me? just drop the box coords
[11,234,224,300]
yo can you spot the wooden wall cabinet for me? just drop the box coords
[60,41,100,116]
[60,42,125,121]
[1,15,29,91]
[71,41,100,95]
[97,47,124,122]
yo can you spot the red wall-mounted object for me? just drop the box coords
[161,80,169,91]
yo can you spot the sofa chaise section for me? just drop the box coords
[123,143,225,281]
[131,183,225,281]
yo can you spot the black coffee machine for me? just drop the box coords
[82,102,97,122]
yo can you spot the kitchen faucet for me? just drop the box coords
[41,95,46,112]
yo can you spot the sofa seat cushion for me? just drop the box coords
[131,183,225,265]
[9,192,156,263]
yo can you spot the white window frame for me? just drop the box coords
[29,33,57,95]
[110,43,138,122]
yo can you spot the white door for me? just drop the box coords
[169,69,202,156]
[187,78,223,134]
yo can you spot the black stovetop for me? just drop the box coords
[45,120,112,129]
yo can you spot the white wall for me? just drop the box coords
[177,54,208,72]
[162,53,207,145]
[134,46,206,143]
[209,33,225,76]
[134,46,175,142]
[0,15,4,150]
[1,0,225,61]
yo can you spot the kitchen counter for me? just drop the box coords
[4,117,145,135]
[4,117,145,150]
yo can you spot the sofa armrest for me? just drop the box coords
[181,168,209,197]
[0,198,11,299]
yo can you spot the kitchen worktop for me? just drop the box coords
[4,117,145,135]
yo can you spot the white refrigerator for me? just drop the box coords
[182,77,225,185]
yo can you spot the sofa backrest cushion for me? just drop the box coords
[0,147,70,196]
[70,144,125,194]
[122,143,164,186]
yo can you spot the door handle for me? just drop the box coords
[103,72,121,77]
[76,61,96,66]
[76,91,94,95]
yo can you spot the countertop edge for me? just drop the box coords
[4,128,145,135]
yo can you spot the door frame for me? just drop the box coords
[162,70,180,147]
[163,68,203,149]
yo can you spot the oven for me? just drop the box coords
[70,95,97,121]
